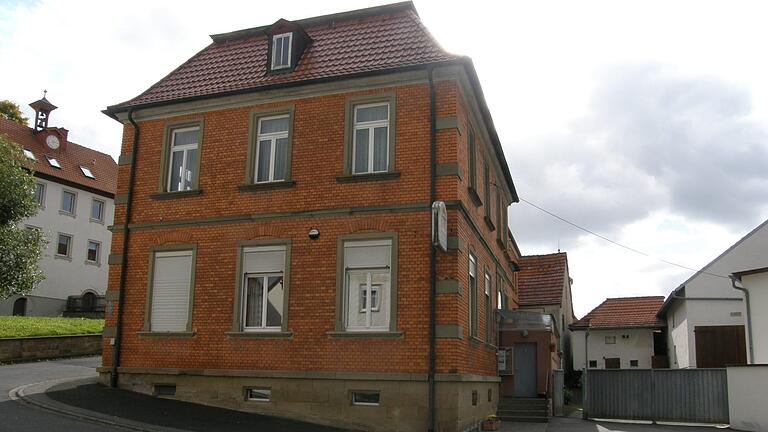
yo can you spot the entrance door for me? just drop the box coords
[514,343,537,397]
[12,298,27,316]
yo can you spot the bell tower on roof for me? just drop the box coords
[29,90,57,132]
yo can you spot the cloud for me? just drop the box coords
[508,63,768,249]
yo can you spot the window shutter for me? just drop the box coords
[243,246,285,273]
[151,251,193,332]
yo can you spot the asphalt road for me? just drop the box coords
[0,356,116,431]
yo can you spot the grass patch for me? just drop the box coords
[0,316,104,338]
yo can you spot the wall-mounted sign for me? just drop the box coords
[432,201,448,251]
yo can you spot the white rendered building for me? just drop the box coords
[0,96,116,316]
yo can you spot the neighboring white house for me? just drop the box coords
[571,296,666,370]
[658,219,768,368]
[0,96,116,316]
[732,266,768,364]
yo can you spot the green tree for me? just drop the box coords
[0,134,45,299]
[0,100,29,126]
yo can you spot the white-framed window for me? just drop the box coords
[255,115,289,183]
[57,233,72,257]
[343,239,391,331]
[246,388,271,402]
[497,290,503,311]
[485,271,492,342]
[34,182,45,207]
[23,148,35,161]
[605,335,616,344]
[630,360,639,368]
[90,199,104,222]
[86,240,101,263]
[167,127,199,192]
[469,253,477,338]
[80,165,95,179]
[351,391,380,406]
[271,32,292,70]
[352,103,390,174]
[46,156,61,169]
[150,250,194,332]
[61,190,76,214]
[241,245,286,331]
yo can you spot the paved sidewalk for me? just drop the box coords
[15,376,349,432]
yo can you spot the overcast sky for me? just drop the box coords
[2,0,767,317]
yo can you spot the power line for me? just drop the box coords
[518,196,731,280]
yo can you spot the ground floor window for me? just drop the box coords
[343,239,391,331]
[240,245,287,331]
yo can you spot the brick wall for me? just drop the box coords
[104,79,518,378]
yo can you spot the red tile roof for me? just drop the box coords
[106,2,458,113]
[518,253,569,306]
[572,296,666,329]
[0,117,117,196]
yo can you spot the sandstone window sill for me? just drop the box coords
[225,331,293,339]
[327,331,404,339]
[336,172,401,183]
[137,331,196,338]
[238,181,295,192]
[468,188,482,207]
[150,190,202,200]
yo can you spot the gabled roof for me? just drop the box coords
[657,217,768,316]
[572,296,666,330]
[102,1,519,202]
[518,252,569,306]
[0,117,117,196]
[105,2,457,113]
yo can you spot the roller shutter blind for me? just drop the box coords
[150,250,193,332]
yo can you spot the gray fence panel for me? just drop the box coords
[587,369,653,420]
[586,369,728,424]
[652,369,729,423]
[553,369,564,416]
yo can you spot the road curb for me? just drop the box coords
[8,376,187,432]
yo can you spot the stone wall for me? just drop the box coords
[0,334,102,362]
[98,368,499,432]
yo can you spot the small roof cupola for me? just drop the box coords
[265,19,312,74]
[29,90,57,131]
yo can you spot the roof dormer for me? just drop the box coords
[265,19,311,74]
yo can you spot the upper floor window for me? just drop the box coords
[255,115,289,183]
[23,148,35,161]
[353,103,390,174]
[343,239,392,331]
[271,33,292,70]
[90,199,105,222]
[61,190,76,215]
[167,126,200,192]
[56,233,72,257]
[34,183,45,207]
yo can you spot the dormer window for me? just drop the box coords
[46,156,61,169]
[271,32,292,70]
[23,148,36,161]
[80,166,95,179]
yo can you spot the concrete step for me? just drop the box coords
[498,415,549,423]
[497,409,548,417]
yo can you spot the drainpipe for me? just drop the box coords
[110,109,140,388]
[730,276,755,364]
[582,326,590,420]
[427,65,437,432]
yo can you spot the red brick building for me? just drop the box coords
[99,3,520,431]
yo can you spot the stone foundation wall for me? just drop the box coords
[0,334,102,362]
[99,368,499,432]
